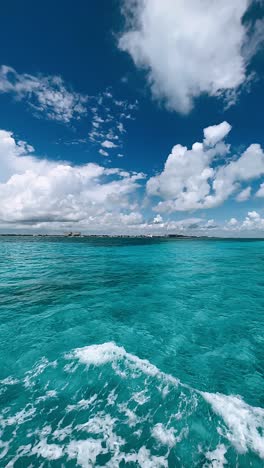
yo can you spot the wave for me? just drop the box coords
[0,342,263,467]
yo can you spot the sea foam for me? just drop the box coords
[72,342,264,461]
[1,342,263,467]
[202,392,264,458]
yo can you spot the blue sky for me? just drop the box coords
[0,0,264,235]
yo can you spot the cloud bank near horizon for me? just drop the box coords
[0,129,145,231]
[0,123,264,235]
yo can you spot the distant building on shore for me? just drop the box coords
[63,232,81,237]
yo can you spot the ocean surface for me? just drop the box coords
[0,236,263,467]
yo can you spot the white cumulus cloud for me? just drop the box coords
[101,140,118,149]
[226,211,264,232]
[0,130,145,230]
[153,214,163,224]
[119,0,263,113]
[203,121,232,146]
[147,122,264,212]
[1,126,264,236]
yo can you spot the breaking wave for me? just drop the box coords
[0,342,263,467]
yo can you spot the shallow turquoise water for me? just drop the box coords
[0,237,264,466]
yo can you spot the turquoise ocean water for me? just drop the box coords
[0,236,264,467]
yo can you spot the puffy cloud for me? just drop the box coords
[0,130,145,230]
[204,219,218,229]
[241,211,264,230]
[143,212,264,236]
[1,126,264,236]
[144,217,211,234]
[0,65,88,123]
[99,149,109,157]
[119,0,263,113]
[210,143,264,206]
[153,214,163,224]
[226,211,264,232]
[203,122,232,146]
[101,140,118,149]
[106,130,119,141]
[147,122,264,212]
[228,217,239,226]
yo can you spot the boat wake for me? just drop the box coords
[0,342,263,467]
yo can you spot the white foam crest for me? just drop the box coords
[77,412,126,454]
[53,425,72,442]
[77,413,117,436]
[5,444,32,467]
[65,438,169,468]
[0,377,19,386]
[36,390,57,403]
[71,342,124,366]
[31,439,63,461]
[152,423,188,448]
[73,411,169,466]
[152,423,177,447]
[67,439,103,468]
[71,342,179,386]
[137,446,168,467]
[71,342,264,457]
[204,444,227,468]
[132,390,150,405]
[0,441,9,460]
[23,357,57,388]
[107,389,118,406]
[202,392,264,458]
[118,402,142,427]
[66,394,97,412]
[1,405,36,428]
[76,412,131,467]
[104,445,169,467]
[3,342,264,466]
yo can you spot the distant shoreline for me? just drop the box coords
[0,233,206,239]
[0,234,264,240]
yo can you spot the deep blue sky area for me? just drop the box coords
[0,0,262,171]
[0,0,263,233]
